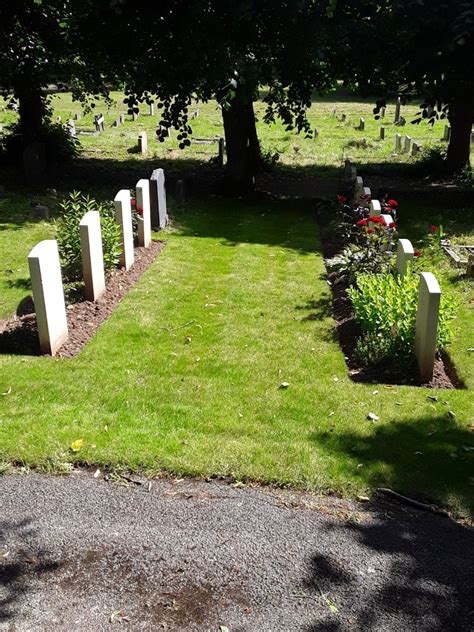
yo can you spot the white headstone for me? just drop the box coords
[396,238,414,276]
[28,240,68,355]
[79,211,106,301]
[138,131,148,154]
[369,199,382,216]
[66,119,76,137]
[380,214,394,227]
[114,190,134,270]
[404,135,412,153]
[149,103,155,116]
[415,272,441,381]
[136,179,152,248]
[150,168,168,229]
[354,176,364,200]
[395,133,402,152]
[380,125,385,140]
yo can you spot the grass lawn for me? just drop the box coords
[2,91,471,173]
[0,195,473,518]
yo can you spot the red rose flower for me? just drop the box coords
[137,207,144,216]
[388,221,396,229]
[357,219,368,227]
[131,198,136,207]
[336,194,347,203]
[387,199,398,208]
[431,225,438,233]
[367,228,374,234]
[414,249,422,257]
[385,207,393,214]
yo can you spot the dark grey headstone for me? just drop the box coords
[149,168,168,229]
[31,203,49,220]
[23,142,47,184]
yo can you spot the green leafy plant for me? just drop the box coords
[327,233,394,283]
[348,271,458,366]
[56,191,122,282]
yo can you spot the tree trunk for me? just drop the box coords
[222,96,261,192]
[445,97,473,173]
[15,78,47,142]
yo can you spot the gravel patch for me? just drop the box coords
[1,472,473,631]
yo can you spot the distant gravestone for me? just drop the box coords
[404,135,412,153]
[341,113,347,122]
[74,112,81,121]
[113,118,120,127]
[23,142,47,184]
[175,179,186,204]
[380,107,386,118]
[353,176,364,201]
[443,124,451,142]
[79,211,106,301]
[132,110,138,121]
[136,179,152,248]
[412,142,421,155]
[395,133,402,152]
[149,168,168,229]
[138,131,148,154]
[313,128,319,139]
[218,137,225,166]
[28,239,68,355]
[396,238,414,276]
[66,119,76,137]
[394,96,401,123]
[362,186,371,201]
[359,117,365,131]
[94,114,105,133]
[415,272,441,382]
[380,126,385,140]
[119,113,125,124]
[149,103,155,116]
[114,190,134,270]
[31,203,49,220]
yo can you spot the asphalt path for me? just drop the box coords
[1,472,473,631]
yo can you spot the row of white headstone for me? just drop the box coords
[27,169,169,356]
[345,160,442,381]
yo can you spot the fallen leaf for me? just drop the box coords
[367,412,379,422]
[279,382,289,389]
[395,402,402,406]
[1,387,11,396]
[427,395,438,402]
[357,463,364,469]
[70,439,84,453]
[333,377,339,382]
[372,390,379,395]
[93,468,101,478]
[328,411,335,417]
[357,495,370,502]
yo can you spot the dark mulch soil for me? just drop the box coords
[319,225,463,390]
[0,241,164,358]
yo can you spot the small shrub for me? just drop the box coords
[348,271,457,365]
[56,191,122,281]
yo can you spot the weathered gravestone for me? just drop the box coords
[66,119,76,137]
[396,238,414,276]
[149,168,168,229]
[119,114,125,124]
[136,179,152,248]
[132,110,138,121]
[395,133,402,152]
[380,126,385,140]
[114,190,134,270]
[443,124,451,142]
[138,131,148,154]
[412,142,421,155]
[394,97,401,123]
[353,176,364,202]
[359,117,365,131]
[94,114,105,133]
[23,142,47,184]
[79,211,106,301]
[369,199,382,216]
[380,107,386,118]
[404,135,412,154]
[415,272,441,381]
[341,113,347,122]
[113,118,121,127]
[74,112,81,121]
[28,239,68,355]
[149,103,155,116]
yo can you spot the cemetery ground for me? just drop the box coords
[0,92,473,523]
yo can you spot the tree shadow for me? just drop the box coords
[311,415,474,518]
[295,297,333,321]
[300,500,474,630]
[0,518,61,623]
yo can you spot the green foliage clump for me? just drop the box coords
[348,271,458,366]
[56,191,121,281]
[327,239,394,284]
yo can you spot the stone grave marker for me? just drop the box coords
[313,128,319,139]
[113,118,121,127]
[138,131,148,154]
[394,96,401,123]
[404,135,412,153]
[380,107,386,118]
[218,137,225,166]
[94,114,105,133]
[380,126,385,140]
[28,239,68,355]
[74,112,81,121]
[341,113,347,122]
[79,211,106,301]
[395,133,402,152]
[354,176,364,201]
[132,110,138,121]
[119,113,125,124]
[66,119,76,137]
[396,238,414,276]
[23,142,47,184]
[443,124,451,142]
[150,168,168,229]
[149,103,155,116]
[369,199,382,216]
[359,117,365,131]
[136,179,152,248]
[114,190,134,270]
[362,187,371,203]
[412,142,421,155]
[415,272,441,381]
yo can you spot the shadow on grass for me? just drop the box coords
[311,415,474,518]
[300,501,474,631]
[0,518,61,623]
